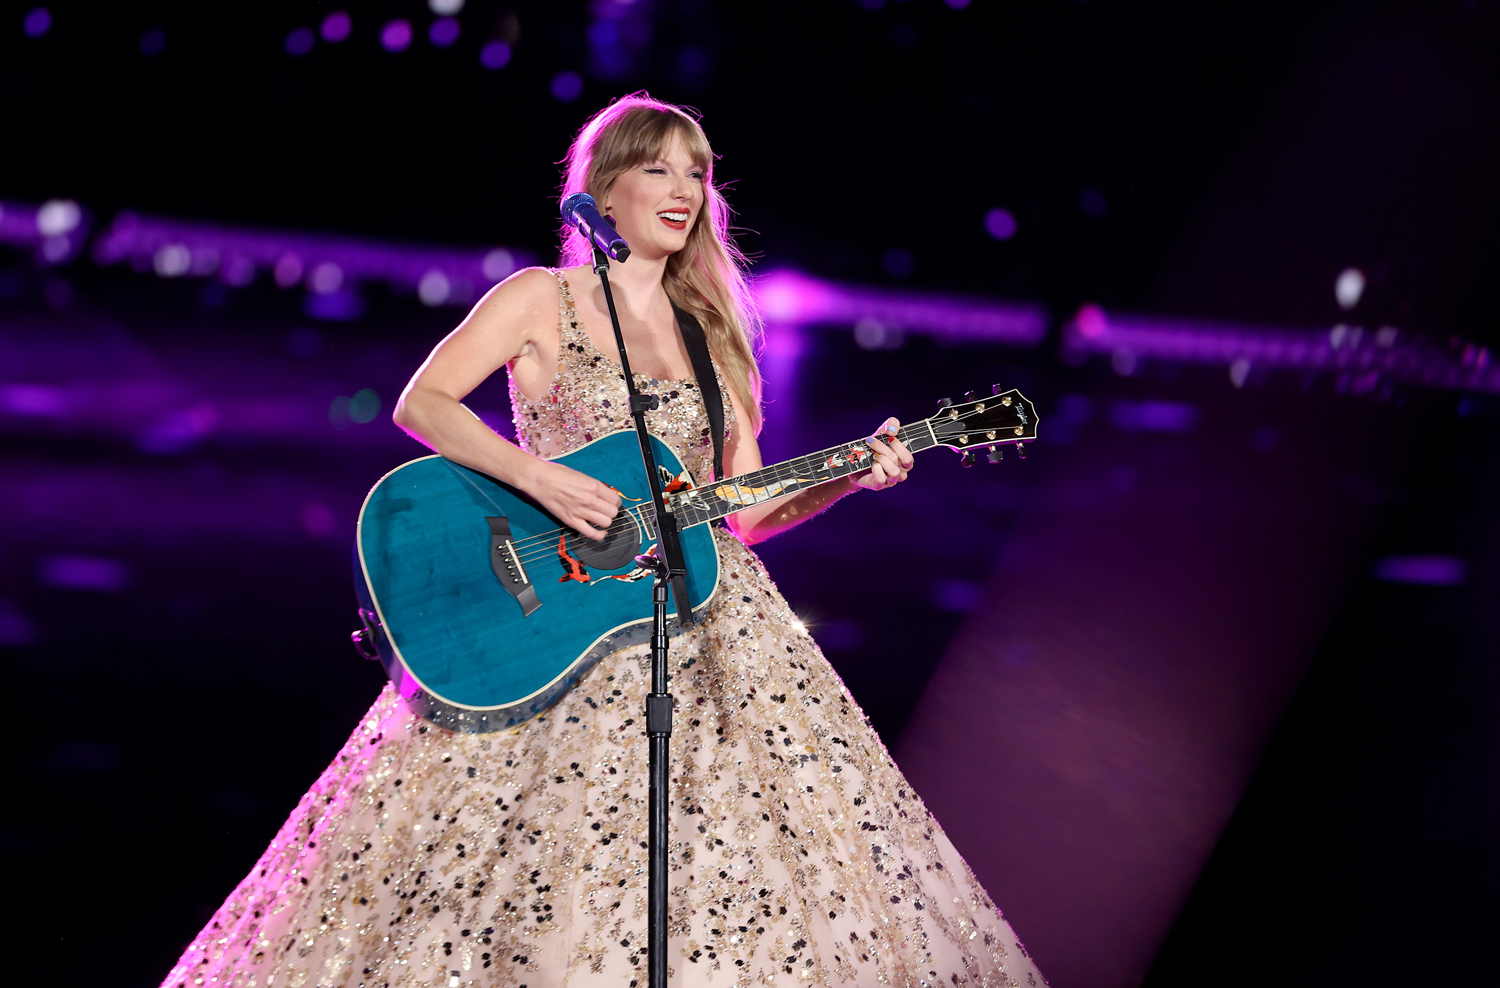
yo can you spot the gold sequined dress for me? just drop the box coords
[162,272,1046,988]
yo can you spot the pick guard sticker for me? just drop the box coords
[593,543,658,585]
[557,533,591,583]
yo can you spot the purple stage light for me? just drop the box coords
[985,207,1017,241]
[1108,399,1198,433]
[551,71,584,102]
[0,383,70,417]
[23,7,51,38]
[91,211,530,307]
[285,27,315,56]
[381,19,413,53]
[321,12,352,43]
[308,261,343,294]
[305,289,364,322]
[430,17,460,48]
[480,40,512,70]
[1064,305,1500,394]
[753,269,1048,346]
[140,28,166,56]
[0,198,90,264]
[273,253,304,288]
[1374,555,1466,586]
[944,0,973,8]
[0,601,37,648]
[39,555,132,593]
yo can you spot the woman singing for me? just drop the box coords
[162,94,1045,988]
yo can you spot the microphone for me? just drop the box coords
[560,192,631,263]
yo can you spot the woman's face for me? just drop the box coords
[601,134,705,262]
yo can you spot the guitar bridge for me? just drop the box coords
[487,516,541,616]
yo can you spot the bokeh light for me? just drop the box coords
[428,0,465,13]
[985,207,1017,241]
[480,40,512,70]
[23,7,51,38]
[285,27,315,56]
[309,262,344,295]
[274,253,304,288]
[483,248,515,281]
[1080,187,1108,218]
[944,0,973,9]
[1335,267,1365,310]
[140,28,166,57]
[418,269,451,306]
[36,199,81,236]
[321,12,351,43]
[381,19,413,53]
[551,70,584,102]
[429,17,460,48]
[221,256,255,287]
[153,244,190,278]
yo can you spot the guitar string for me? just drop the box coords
[505,436,1031,566]
[497,420,945,562]
[496,409,1025,563]
[493,424,925,558]
[492,406,1028,567]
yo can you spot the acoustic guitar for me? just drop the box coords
[353,388,1037,733]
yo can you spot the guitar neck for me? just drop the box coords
[660,420,940,532]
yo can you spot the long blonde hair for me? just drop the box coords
[560,93,762,434]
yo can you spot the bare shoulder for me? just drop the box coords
[478,266,559,318]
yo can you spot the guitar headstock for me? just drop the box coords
[923,387,1038,465]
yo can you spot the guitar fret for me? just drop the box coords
[661,409,968,530]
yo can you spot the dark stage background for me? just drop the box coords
[3,2,1498,986]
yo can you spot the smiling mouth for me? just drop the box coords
[656,211,689,230]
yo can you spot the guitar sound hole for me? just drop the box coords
[569,509,642,571]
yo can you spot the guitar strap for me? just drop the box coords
[672,303,726,483]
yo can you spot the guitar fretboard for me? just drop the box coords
[632,421,938,537]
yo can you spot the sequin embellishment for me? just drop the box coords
[159,269,1047,988]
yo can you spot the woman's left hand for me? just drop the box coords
[851,417,915,492]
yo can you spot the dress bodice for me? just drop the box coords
[508,270,734,483]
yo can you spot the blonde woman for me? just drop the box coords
[162,95,1046,988]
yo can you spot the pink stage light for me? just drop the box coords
[753,269,1047,346]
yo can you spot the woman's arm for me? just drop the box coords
[720,387,914,546]
[392,267,622,540]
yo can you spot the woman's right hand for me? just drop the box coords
[525,458,622,540]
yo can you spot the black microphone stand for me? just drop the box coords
[589,245,690,988]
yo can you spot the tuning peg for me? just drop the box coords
[963,390,975,400]
[987,445,1003,463]
[937,397,953,409]
[960,450,975,468]
[992,384,1003,396]
[1016,443,1027,459]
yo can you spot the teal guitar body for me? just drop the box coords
[353,389,1038,733]
[355,431,719,734]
